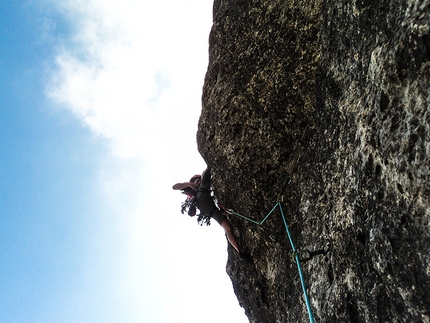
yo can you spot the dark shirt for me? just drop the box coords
[195,168,225,225]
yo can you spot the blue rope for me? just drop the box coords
[226,202,315,323]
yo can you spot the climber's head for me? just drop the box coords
[190,174,201,186]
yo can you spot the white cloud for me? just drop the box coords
[47,0,211,160]
[44,0,249,322]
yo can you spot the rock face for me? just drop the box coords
[197,0,429,322]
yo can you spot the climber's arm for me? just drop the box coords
[172,182,199,190]
[200,167,212,188]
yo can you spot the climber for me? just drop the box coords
[172,167,245,255]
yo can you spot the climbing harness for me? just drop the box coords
[181,196,212,226]
[219,193,326,323]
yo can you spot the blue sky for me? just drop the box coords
[0,1,248,322]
